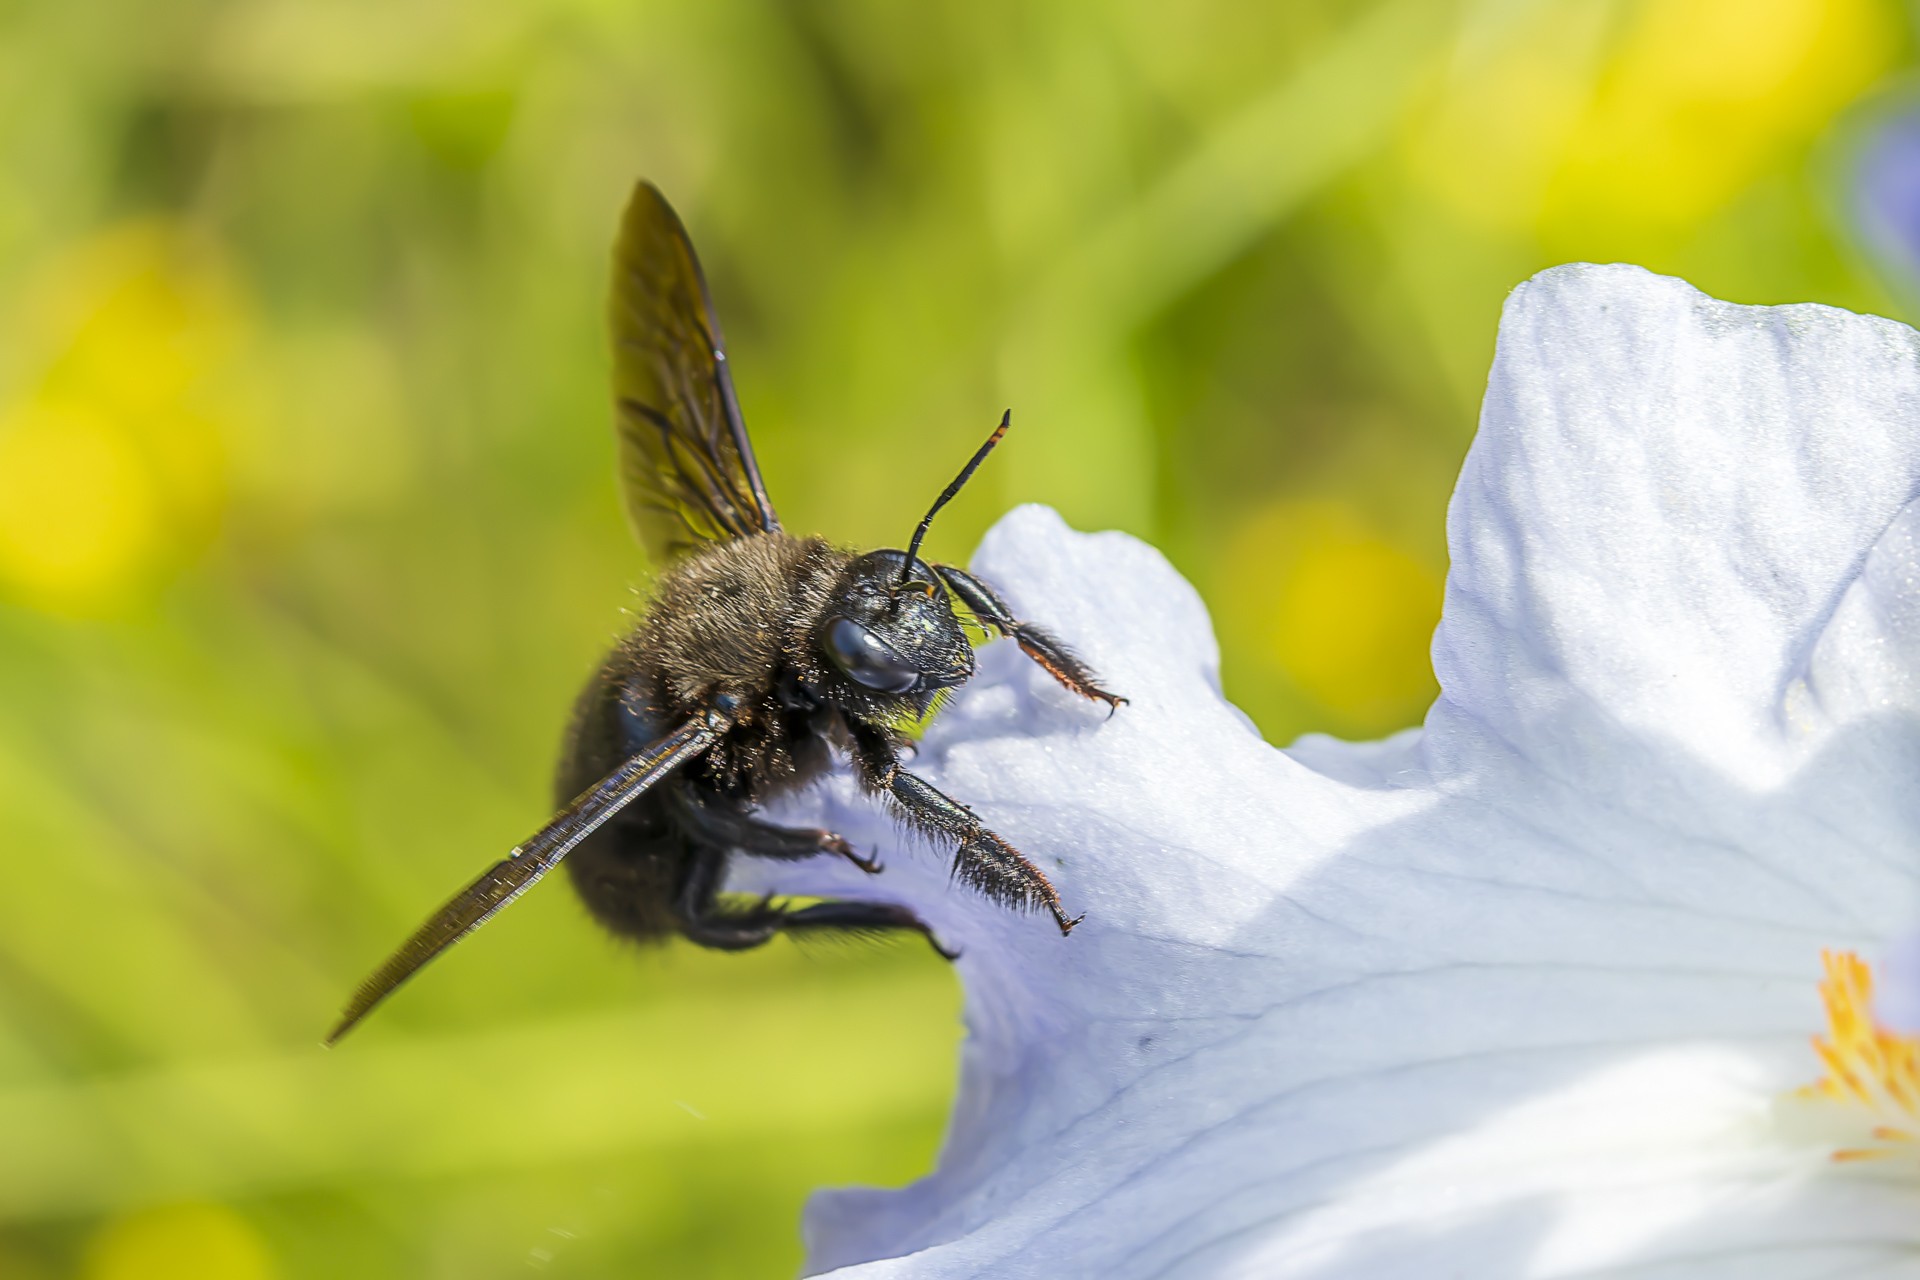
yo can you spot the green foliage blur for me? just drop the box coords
[0,0,1914,1275]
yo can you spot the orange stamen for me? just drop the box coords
[1794,950,1920,1165]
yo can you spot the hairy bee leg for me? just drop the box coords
[779,901,959,960]
[932,564,1125,710]
[667,784,882,873]
[849,727,1080,936]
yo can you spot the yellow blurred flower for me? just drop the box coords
[1550,0,1894,233]
[1401,2,1609,233]
[1217,500,1440,730]
[82,1202,277,1280]
[0,222,247,615]
[0,399,161,602]
[1406,0,1896,240]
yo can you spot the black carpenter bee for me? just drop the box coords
[326,182,1122,1043]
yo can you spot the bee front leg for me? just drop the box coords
[850,726,1081,936]
[933,564,1125,711]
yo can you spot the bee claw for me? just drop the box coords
[826,836,883,874]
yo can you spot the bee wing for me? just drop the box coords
[610,181,781,562]
[326,710,728,1044]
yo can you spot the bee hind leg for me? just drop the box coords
[672,845,783,950]
[672,844,952,958]
[779,901,958,960]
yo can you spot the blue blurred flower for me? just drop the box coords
[1852,101,1920,289]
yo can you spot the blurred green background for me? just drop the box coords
[0,0,1914,1275]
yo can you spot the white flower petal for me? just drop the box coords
[736,266,1920,1277]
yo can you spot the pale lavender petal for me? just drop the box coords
[1876,931,1920,1033]
[734,266,1920,1278]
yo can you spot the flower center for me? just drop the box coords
[1794,950,1920,1165]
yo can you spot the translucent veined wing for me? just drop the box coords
[610,182,780,562]
[325,710,728,1044]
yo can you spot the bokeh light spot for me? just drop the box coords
[1408,0,1896,241]
[1219,501,1441,732]
[81,1202,277,1280]
[0,399,159,603]
[1401,5,1604,233]
[1546,0,1894,235]
[1850,100,1920,292]
[0,222,247,614]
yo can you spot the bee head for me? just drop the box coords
[818,551,974,699]
[815,411,1013,703]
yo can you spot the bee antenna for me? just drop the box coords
[900,410,1010,587]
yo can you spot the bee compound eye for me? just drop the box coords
[824,617,920,694]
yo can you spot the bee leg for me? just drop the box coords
[778,901,959,960]
[671,845,784,950]
[668,784,882,873]
[850,726,1082,936]
[932,564,1125,711]
[672,843,953,957]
